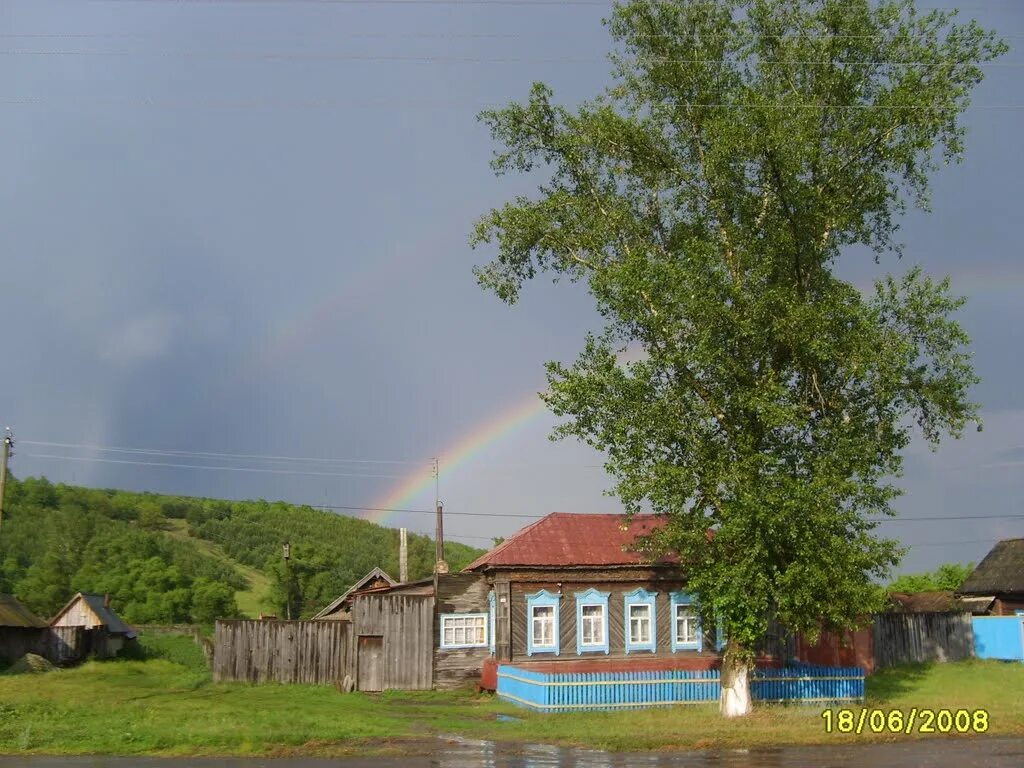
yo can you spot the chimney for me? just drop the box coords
[399,527,409,583]
[103,593,111,609]
[434,500,448,574]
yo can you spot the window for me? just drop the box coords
[630,604,652,644]
[532,606,556,647]
[574,588,610,654]
[623,588,657,653]
[581,605,605,645]
[675,605,698,644]
[526,589,560,656]
[670,591,703,652]
[440,613,487,649]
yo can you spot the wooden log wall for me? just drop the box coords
[352,593,434,690]
[872,612,974,669]
[212,619,353,684]
[507,580,714,663]
[433,574,489,689]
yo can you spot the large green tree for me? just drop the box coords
[472,0,1004,715]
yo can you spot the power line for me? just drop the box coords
[4,49,1023,67]
[873,513,1024,522]
[18,439,430,466]
[4,96,1023,111]
[22,453,407,479]
[7,30,1024,40]
[90,0,611,5]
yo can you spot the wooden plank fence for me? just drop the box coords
[872,612,974,669]
[497,664,864,712]
[213,620,353,684]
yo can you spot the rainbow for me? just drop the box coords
[370,392,549,522]
[236,247,434,377]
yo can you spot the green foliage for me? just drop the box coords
[473,0,1003,667]
[888,562,974,593]
[194,500,481,618]
[0,476,483,623]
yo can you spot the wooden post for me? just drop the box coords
[0,429,11,536]
[399,527,409,583]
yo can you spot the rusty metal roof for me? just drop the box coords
[0,593,48,628]
[464,513,674,570]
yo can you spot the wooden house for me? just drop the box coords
[462,513,723,672]
[336,513,726,691]
[226,512,862,707]
[956,538,1024,615]
[50,592,137,658]
[0,593,49,664]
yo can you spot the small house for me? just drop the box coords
[0,593,49,664]
[50,592,137,658]
[956,538,1024,615]
[236,512,861,707]
[334,513,729,691]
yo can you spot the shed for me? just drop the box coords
[312,567,398,621]
[50,592,137,657]
[956,538,1024,615]
[0,593,49,664]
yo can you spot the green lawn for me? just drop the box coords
[1,636,1021,756]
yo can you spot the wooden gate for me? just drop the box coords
[358,635,384,692]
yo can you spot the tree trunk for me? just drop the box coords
[719,645,752,717]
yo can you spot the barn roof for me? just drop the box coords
[958,538,1024,596]
[51,593,137,638]
[312,567,398,620]
[464,513,674,570]
[0,593,48,628]
[889,591,961,613]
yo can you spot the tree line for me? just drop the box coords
[0,475,482,623]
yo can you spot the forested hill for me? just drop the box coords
[0,476,484,624]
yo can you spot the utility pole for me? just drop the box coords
[399,527,409,583]
[0,428,13,536]
[432,457,448,574]
[283,541,292,621]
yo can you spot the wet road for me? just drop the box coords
[0,737,1019,768]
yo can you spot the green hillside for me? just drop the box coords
[0,476,484,623]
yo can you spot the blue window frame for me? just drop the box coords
[715,615,726,652]
[526,589,560,656]
[624,587,657,653]
[670,591,703,652]
[574,588,610,655]
[488,590,496,655]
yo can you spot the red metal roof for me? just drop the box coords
[464,512,674,570]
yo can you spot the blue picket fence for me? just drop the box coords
[496,664,864,712]
[973,616,1024,661]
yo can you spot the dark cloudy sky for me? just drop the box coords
[2,0,1022,574]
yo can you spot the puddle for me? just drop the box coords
[495,714,522,722]
[0,736,1016,767]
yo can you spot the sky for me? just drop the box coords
[1,0,1022,575]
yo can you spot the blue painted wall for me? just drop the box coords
[973,616,1024,661]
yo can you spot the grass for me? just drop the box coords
[0,639,1021,757]
[161,519,272,617]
